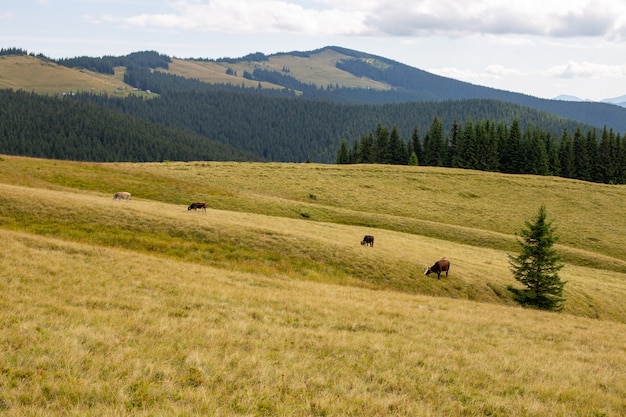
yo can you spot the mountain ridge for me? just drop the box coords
[2,45,626,130]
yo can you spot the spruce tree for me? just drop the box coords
[508,205,566,311]
[410,127,422,164]
[374,123,390,164]
[388,126,407,165]
[336,139,350,164]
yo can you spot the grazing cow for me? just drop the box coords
[361,235,374,247]
[112,192,131,201]
[188,202,207,212]
[424,258,451,279]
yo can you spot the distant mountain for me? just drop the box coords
[553,95,586,102]
[553,94,626,108]
[161,46,626,131]
[3,46,626,131]
[602,94,626,108]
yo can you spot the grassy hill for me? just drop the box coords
[0,55,141,96]
[1,155,625,415]
[0,49,390,95]
[165,48,392,91]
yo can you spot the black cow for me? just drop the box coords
[424,258,451,279]
[361,235,374,247]
[188,202,207,212]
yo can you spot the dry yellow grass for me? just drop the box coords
[1,155,626,415]
[0,55,139,96]
[165,48,391,91]
[1,226,625,416]
[165,58,279,89]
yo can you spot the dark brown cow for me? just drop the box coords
[361,235,374,247]
[188,202,207,212]
[424,258,451,279]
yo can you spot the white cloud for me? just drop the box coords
[366,0,626,38]
[427,67,483,82]
[103,0,626,40]
[547,61,626,79]
[427,65,523,85]
[110,0,368,35]
[484,65,523,77]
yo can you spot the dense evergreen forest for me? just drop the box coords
[0,90,257,162]
[0,84,619,174]
[72,82,596,164]
[337,120,626,184]
[56,51,171,75]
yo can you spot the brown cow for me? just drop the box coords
[424,258,451,279]
[188,202,207,212]
[361,235,374,247]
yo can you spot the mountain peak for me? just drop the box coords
[553,94,586,102]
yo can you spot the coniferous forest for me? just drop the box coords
[337,119,626,184]
[0,90,256,162]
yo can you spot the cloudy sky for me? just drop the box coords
[2,0,626,101]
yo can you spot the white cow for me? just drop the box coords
[113,192,131,201]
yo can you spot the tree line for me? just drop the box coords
[337,118,626,184]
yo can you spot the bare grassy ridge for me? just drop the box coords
[1,155,626,416]
[0,55,143,96]
[165,49,392,91]
[0,51,390,96]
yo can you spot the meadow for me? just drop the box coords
[1,155,625,416]
[0,55,148,96]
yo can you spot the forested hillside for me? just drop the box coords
[0,90,257,162]
[0,85,615,170]
[74,87,597,163]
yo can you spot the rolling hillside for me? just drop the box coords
[1,155,625,318]
[2,46,626,132]
[1,155,625,416]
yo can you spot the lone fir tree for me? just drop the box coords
[509,205,566,311]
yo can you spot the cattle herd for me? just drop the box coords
[112,193,450,280]
[113,192,206,213]
[361,234,451,279]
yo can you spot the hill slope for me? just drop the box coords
[1,155,624,320]
[0,54,136,96]
[1,155,625,416]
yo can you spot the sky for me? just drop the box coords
[2,0,626,102]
